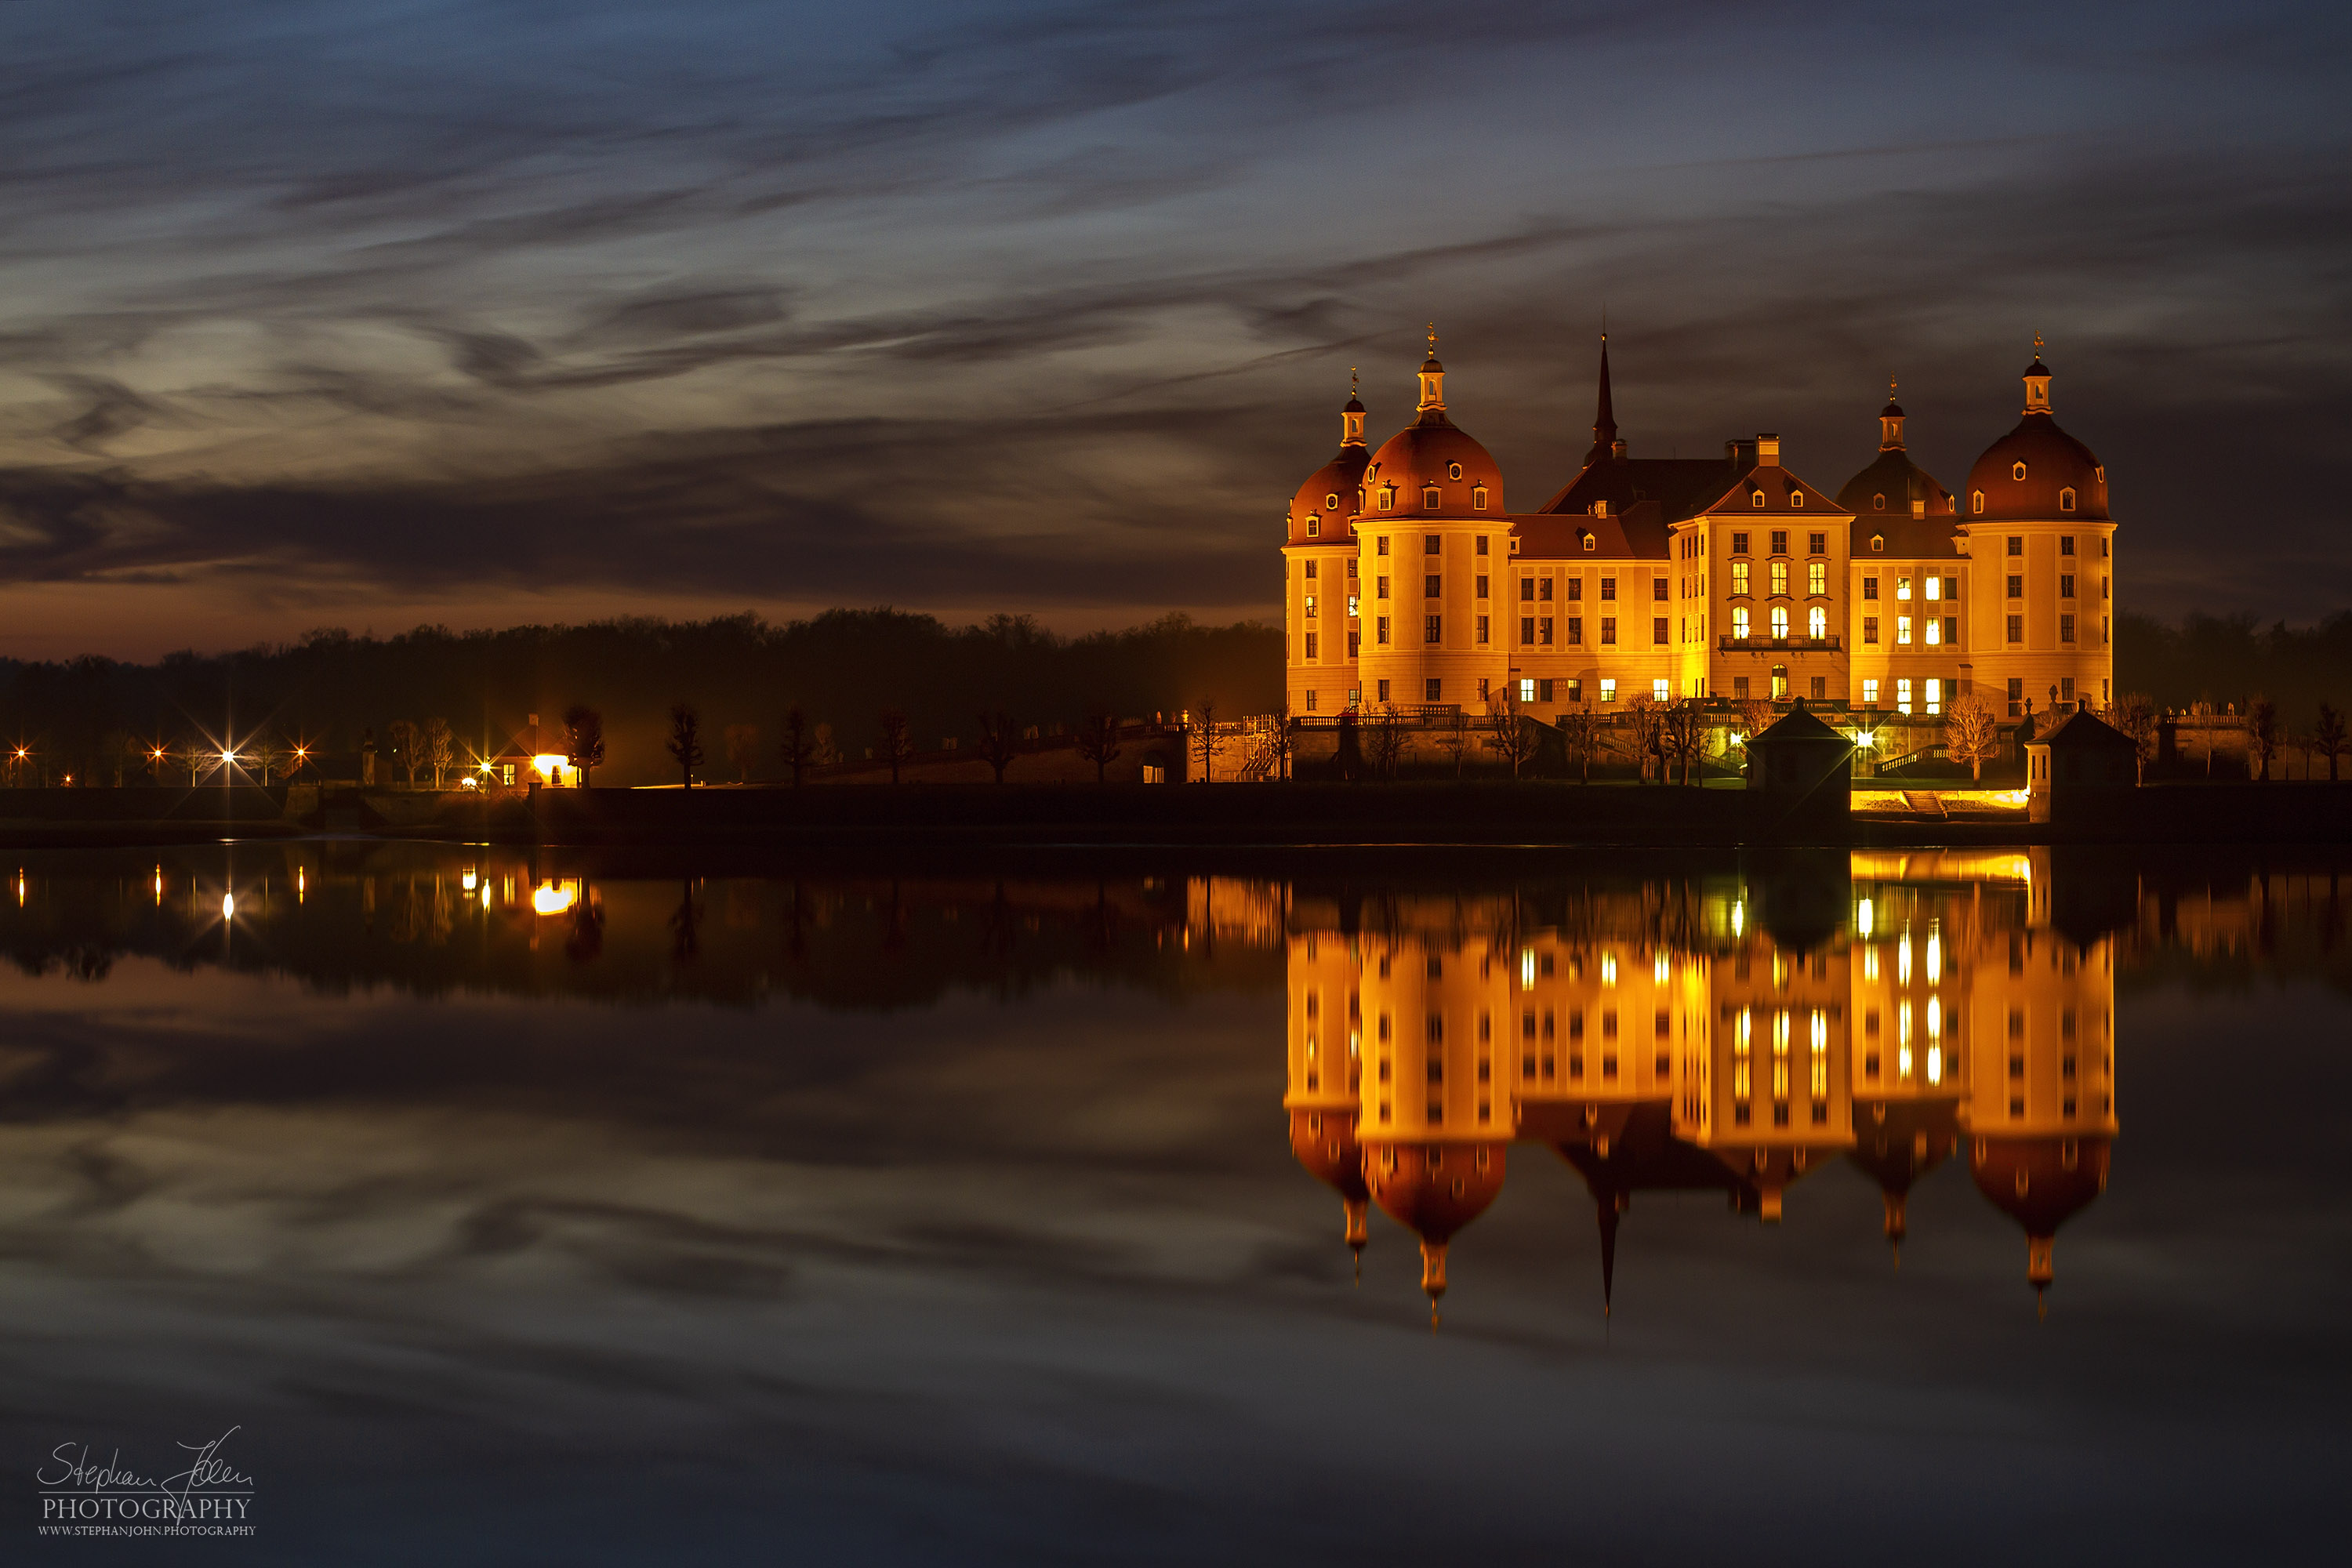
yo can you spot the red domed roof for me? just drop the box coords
[1365,1139,1506,1308]
[1363,422,1504,518]
[1288,1107,1369,1202]
[1964,355,2108,521]
[1970,1134,2111,1288]
[1288,446,1370,546]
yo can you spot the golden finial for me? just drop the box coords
[1427,321,1438,358]
[1889,373,1898,399]
[1350,366,1359,397]
[2033,331,2045,353]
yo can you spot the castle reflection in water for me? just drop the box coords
[1283,850,2118,1317]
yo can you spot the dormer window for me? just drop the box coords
[1472,486,1488,510]
[1380,486,1395,511]
[1422,487,1440,510]
[2095,466,2105,484]
[1791,489,1804,508]
[1873,494,1886,510]
[1973,491,1985,514]
[1871,535,1884,553]
[1447,463,1464,481]
[1582,532,1596,552]
[1306,518,1319,538]
[2060,487,2076,512]
[2013,462,2027,481]
[1750,489,1765,508]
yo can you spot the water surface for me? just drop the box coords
[2,844,2344,1563]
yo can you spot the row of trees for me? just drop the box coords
[635,703,1142,787]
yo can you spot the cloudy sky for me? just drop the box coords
[1,0,2345,659]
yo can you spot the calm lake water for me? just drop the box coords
[2,843,2345,1564]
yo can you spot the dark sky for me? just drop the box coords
[2,1,2347,660]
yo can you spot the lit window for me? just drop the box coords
[1861,679,1878,706]
[1923,575,1940,601]
[1924,617,1940,645]
[1896,575,1912,601]
[1896,615,1912,644]
[1808,606,1827,638]
[1600,679,1617,702]
[1519,678,1535,702]
[1807,561,1826,595]
[1926,677,1942,716]
[1733,606,1751,638]
[1896,678,1913,714]
[1652,679,1670,702]
[1304,593,1317,619]
[1731,561,1750,595]
[1770,604,1789,637]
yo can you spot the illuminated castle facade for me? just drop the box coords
[1281,337,2117,724]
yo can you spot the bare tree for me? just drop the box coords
[1661,700,1708,786]
[876,709,914,784]
[1264,699,1297,782]
[667,702,705,788]
[424,717,455,789]
[724,723,759,783]
[1364,703,1406,782]
[1557,704,1603,783]
[1942,691,2002,782]
[2248,695,2279,782]
[2315,702,2347,782]
[2111,692,2159,784]
[1076,712,1121,783]
[974,710,1019,783]
[564,706,604,786]
[387,718,419,787]
[1620,694,1666,782]
[779,706,814,787]
[1434,705,1472,777]
[1483,690,1544,779]
[1192,699,1218,783]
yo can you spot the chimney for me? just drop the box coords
[1756,434,1781,466]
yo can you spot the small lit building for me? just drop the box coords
[470,713,581,789]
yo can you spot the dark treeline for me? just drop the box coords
[2114,611,2352,717]
[0,611,1279,787]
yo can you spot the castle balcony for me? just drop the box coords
[1718,635,1842,654]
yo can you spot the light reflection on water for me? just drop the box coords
[0,844,2345,1563]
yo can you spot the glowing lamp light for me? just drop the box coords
[462,871,478,891]
[532,754,567,782]
[221,891,235,919]
[1857,897,1875,937]
[531,881,578,916]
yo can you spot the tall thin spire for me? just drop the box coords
[1584,335,1619,467]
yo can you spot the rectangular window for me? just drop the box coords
[1808,532,1826,555]
[1809,676,1826,700]
[1896,678,1913,715]
[1519,677,1535,702]
[1519,578,1534,601]
[1896,615,1913,645]
[1520,616,1536,644]
[1863,575,1878,601]
[1770,561,1789,596]
[1304,632,1318,660]
[1538,678,1554,702]
[2061,536,2075,556]
[2062,677,2075,702]
[1541,578,1554,601]
[2060,613,2075,644]
[1425,615,1443,644]
[2102,576,2110,600]
[1304,593,1318,619]
[1539,616,1553,644]
[1377,615,1391,645]
[1425,535,1440,554]
[1599,679,1617,702]
[1566,678,1581,702]
[1566,616,1582,645]
[1377,537,1389,556]
[1348,631,1360,657]
[1425,574,1441,598]
[1926,677,1942,716]
[2060,574,2075,599]
[1863,616,1879,644]
[1346,594,1359,618]
[1475,574,1489,599]
[1653,616,1668,645]
[1862,678,1878,706]
[1304,560,1318,579]
[1601,577,1617,601]
[1377,679,1391,701]
[1475,536,1489,556]
[1944,615,1958,645]
[1731,561,1751,596]
[2007,677,2022,717]
[1377,575,1389,600]
[1808,561,1827,595]
[1475,615,1490,645]
[1733,676,1750,699]
[1426,678,1443,702]
[1924,616,1940,646]
[1922,575,1939,601]
[1895,575,1912,601]
[1732,532,1749,555]
[1944,575,1958,601]
[1347,558,1357,579]
[1770,530,1788,554]
[1652,577,1668,601]
[1379,490,1393,510]
[2007,536,2023,557]
[2006,614,2023,644]
[1652,678,1670,701]
[1601,617,1617,645]
[2006,574,2023,598]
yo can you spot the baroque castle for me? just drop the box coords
[1282,335,2115,728]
